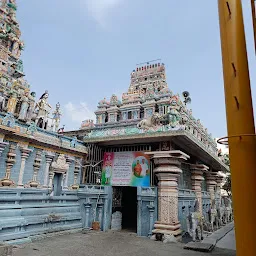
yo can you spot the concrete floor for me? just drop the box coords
[12,231,236,256]
[216,229,236,251]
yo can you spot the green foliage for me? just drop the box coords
[222,153,232,196]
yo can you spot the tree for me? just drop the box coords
[221,153,232,197]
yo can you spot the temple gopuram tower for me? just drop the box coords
[95,61,173,126]
[0,0,25,86]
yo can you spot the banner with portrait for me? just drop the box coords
[101,152,150,187]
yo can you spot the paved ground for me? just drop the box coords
[216,229,236,251]
[12,231,236,256]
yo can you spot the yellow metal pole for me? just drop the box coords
[251,0,256,53]
[218,0,256,255]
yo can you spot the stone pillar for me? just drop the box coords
[147,201,155,237]
[206,172,217,201]
[72,159,81,190]
[146,150,189,239]
[216,174,224,206]
[1,143,16,186]
[43,152,55,188]
[17,147,32,187]
[190,164,209,214]
[84,199,92,229]
[65,156,74,190]
[48,171,54,190]
[30,149,42,188]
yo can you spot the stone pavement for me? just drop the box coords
[184,222,235,253]
[12,230,236,256]
[216,228,236,251]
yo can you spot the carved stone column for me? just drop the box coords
[65,156,74,190]
[190,164,209,214]
[206,172,217,201]
[17,147,32,187]
[216,174,224,205]
[146,150,189,239]
[48,171,54,190]
[43,152,55,188]
[72,159,81,190]
[1,143,16,186]
[30,149,43,188]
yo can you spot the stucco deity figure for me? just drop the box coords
[122,112,127,120]
[186,199,204,241]
[52,102,61,132]
[0,91,5,112]
[35,91,51,128]
[7,86,18,114]
[145,84,155,99]
[36,91,51,117]
[7,0,17,21]
[12,41,24,58]
[18,89,29,121]
[167,98,181,128]
[1,0,7,9]
[12,39,19,56]
[26,92,36,123]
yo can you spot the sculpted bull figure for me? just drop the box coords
[137,113,162,130]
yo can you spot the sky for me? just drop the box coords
[16,0,256,138]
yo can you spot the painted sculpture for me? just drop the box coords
[186,198,204,241]
[0,91,5,112]
[26,92,36,123]
[208,199,219,232]
[34,90,51,129]
[52,102,61,132]
[137,113,162,130]
[18,89,29,121]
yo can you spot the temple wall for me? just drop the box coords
[0,145,8,178]
[0,186,112,243]
[178,189,196,231]
[178,163,192,190]
[0,189,82,243]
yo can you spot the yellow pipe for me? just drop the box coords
[251,0,256,53]
[218,0,256,255]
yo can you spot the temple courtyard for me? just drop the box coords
[12,230,236,256]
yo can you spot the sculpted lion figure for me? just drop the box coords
[137,113,162,130]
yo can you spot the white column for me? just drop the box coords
[72,159,81,190]
[48,171,54,190]
[64,156,74,190]
[43,152,55,188]
[1,143,16,187]
[30,149,43,188]
[17,147,32,187]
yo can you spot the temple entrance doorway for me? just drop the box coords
[112,186,137,233]
[53,173,62,196]
[122,187,137,232]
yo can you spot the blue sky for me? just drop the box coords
[16,0,256,138]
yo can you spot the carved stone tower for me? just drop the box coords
[0,0,25,86]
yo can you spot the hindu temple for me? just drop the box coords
[0,0,232,244]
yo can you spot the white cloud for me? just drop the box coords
[81,0,123,27]
[64,102,95,127]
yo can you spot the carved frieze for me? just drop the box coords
[51,154,69,173]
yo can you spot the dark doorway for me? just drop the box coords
[122,186,137,232]
[53,173,62,196]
